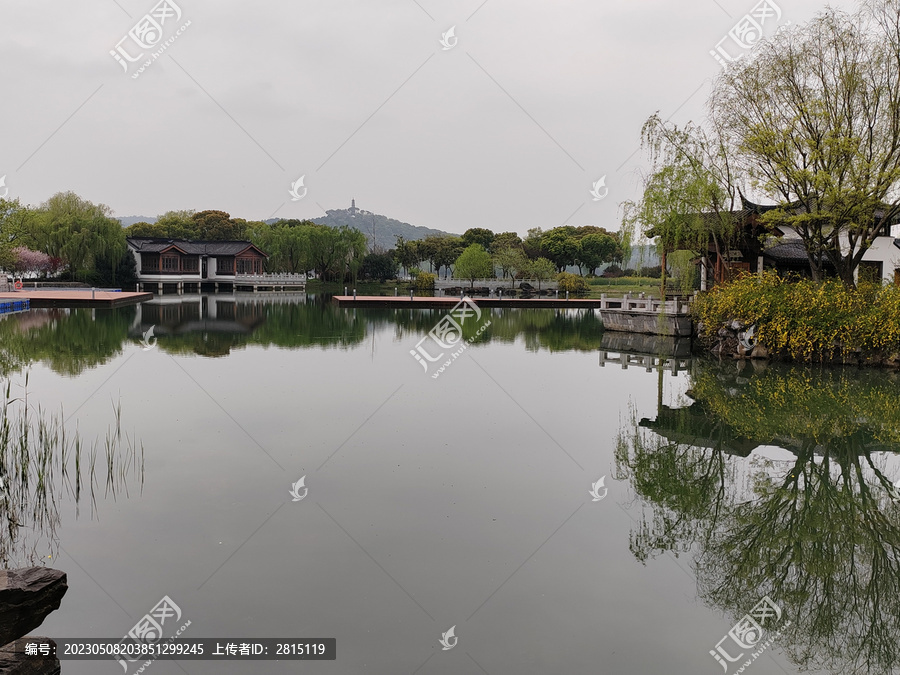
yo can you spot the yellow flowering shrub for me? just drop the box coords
[693,272,900,361]
[556,272,590,294]
[414,272,436,290]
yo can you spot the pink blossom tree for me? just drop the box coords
[10,247,57,276]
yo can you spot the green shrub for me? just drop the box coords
[414,272,436,290]
[556,272,590,294]
[602,264,624,278]
[693,272,900,360]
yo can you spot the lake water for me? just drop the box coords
[3,293,900,675]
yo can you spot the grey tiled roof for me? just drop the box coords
[763,240,809,262]
[127,237,266,256]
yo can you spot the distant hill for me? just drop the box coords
[310,201,453,250]
[118,215,157,227]
[122,203,453,249]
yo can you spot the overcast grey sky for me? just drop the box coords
[1,0,832,236]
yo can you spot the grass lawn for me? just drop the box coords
[587,277,663,299]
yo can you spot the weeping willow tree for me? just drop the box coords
[622,116,745,297]
[710,0,900,287]
[0,198,35,272]
[29,191,127,282]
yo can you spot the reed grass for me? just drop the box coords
[0,379,144,567]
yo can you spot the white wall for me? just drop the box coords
[861,236,900,284]
[777,227,900,284]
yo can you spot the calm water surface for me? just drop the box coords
[3,294,899,675]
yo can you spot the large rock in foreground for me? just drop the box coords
[0,638,60,675]
[0,568,67,646]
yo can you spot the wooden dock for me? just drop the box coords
[331,295,603,309]
[0,290,152,308]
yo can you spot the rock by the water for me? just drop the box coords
[0,638,60,675]
[519,282,534,291]
[750,345,769,359]
[0,568,68,647]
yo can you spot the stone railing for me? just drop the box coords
[234,273,307,285]
[433,277,559,290]
[598,292,694,315]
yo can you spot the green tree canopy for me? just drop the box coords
[526,257,556,290]
[576,232,619,276]
[31,191,125,281]
[192,210,246,240]
[432,236,464,276]
[540,227,580,272]
[155,210,196,238]
[523,227,544,259]
[461,227,495,250]
[454,244,493,287]
[493,247,529,287]
[709,2,900,286]
[306,224,367,282]
[361,251,399,282]
[0,198,35,270]
[489,231,523,254]
[393,236,420,275]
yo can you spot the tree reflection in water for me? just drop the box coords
[0,295,604,375]
[616,359,900,675]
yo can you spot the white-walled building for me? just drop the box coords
[127,237,268,292]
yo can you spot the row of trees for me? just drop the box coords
[129,212,370,282]
[627,0,900,289]
[452,243,558,288]
[0,192,133,285]
[394,225,626,279]
[127,209,251,241]
[0,191,626,286]
[245,220,367,282]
